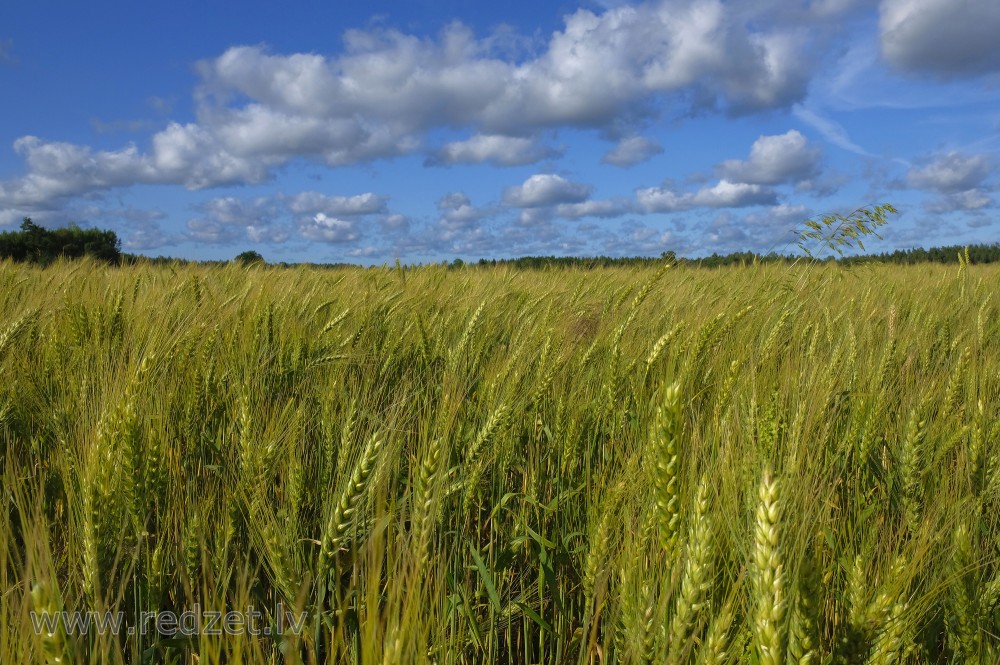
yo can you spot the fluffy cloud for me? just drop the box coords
[298,213,360,243]
[122,219,175,251]
[766,203,811,224]
[186,196,286,244]
[637,179,777,212]
[150,123,276,188]
[0,137,155,208]
[288,191,387,216]
[599,221,681,255]
[427,134,560,166]
[202,4,811,132]
[380,213,409,231]
[740,204,811,243]
[0,208,35,228]
[555,199,633,220]
[602,136,664,167]
[717,130,821,185]
[880,0,1000,78]
[808,0,867,18]
[502,174,593,208]
[2,0,819,215]
[906,152,992,193]
[437,192,495,229]
[183,191,396,246]
[693,204,810,253]
[923,189,993,213]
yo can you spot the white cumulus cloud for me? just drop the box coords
[924,189,993,213]
[437,192,495,229]
[427,134,560,166]
[906,152,992,193]
[186,196,286,244]
[637,179,777,212]
[717,130,821,185]
[0,1,821,216]
[602,136,664,167]
[288,191,387,216]
[502,174,593,208]
[555,199,633,219]
[880,0,1000,78]
[298,213,360,243]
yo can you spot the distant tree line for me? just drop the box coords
[3,218,998,269]
[0,218,121,264]
[837,244,1000,266]
[471,244,1000,269]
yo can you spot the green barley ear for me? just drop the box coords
[845,552,872,650]
[578,337,599,370]
[583,484,620,611]
[415,313,434,366]
[981,574,1000,620]
[183,508,201,586]
[976,291,991,347]
[866,555,915,665]
[968,399,986,495]
[80,430,118,602]
[787,543,820,665]
[237,391,261,485]
[667,473,715,664]
[148,534,169,607]
[529,332,556,407]
[644,322,684,377]
[463,402,510,512]
[321,308,350,334]
[317,433,383,581]
[867,599,913,665]
[943,345,971,417]
[336,396,359,481]
[255,508,298,603]
[694,597,735,665]
[630,261,671,312]
[712,358,741,426]
[0,308,37,362]
[679,312,726,390]
[898,406,927,535]
[111,354,161,531]
[30,581,67,665]
[946,520,981,660]
[447,300,485,371]
[651,383,683,558]
[760,306,793,361]
[620,581,658,665]
[752,466,787,665]
[412,435,447,572]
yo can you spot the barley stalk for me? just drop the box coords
[752,467,786,665]
[318,433,384,581]
[898,407,927,535]
[651,383,683,559]
[787,547,820,665]
[667,474,714,664]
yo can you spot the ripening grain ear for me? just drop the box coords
[666,473,715,664]
[651,382,683,559]
[317,433,384,583]
[752,467,787,665]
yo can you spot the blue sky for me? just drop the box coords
[1,0,998,264]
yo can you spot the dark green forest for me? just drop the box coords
[0,218,121,264]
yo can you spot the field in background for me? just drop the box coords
[2,257,998,663]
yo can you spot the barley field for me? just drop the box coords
[2,256,999,663]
